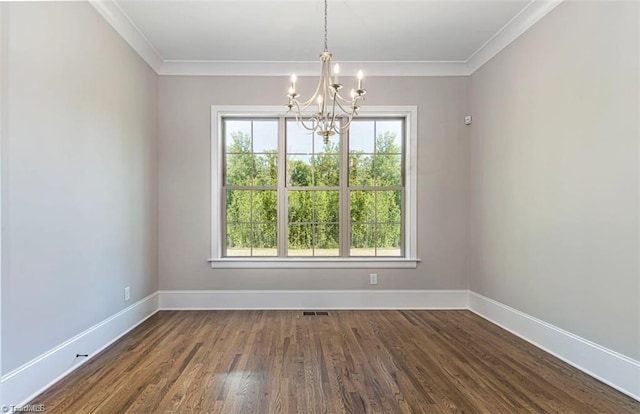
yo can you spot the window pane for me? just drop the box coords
[375,121,402,154]
[288,224,313,256]
[314,154,339,186]
[376,191,402,223]
[349,153,374,187]
[374,154,402,186]
[253,190,277,223]
[226,224,251,256]
[254,154,278,186]
[314,191,339,223]
[225,154,253,185]
[252,120,278,153]
[288,191,312,223]
[253,223,277,256]
[350,191,376,223]
[376,223,401,256]
[225,121,252,153]
[287,155,312,186]
[286,120,313,154]
[314,223,339,256]
[226,190,251,223]
[349,120,374,153]
[350,224,376,256]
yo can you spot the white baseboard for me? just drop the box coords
[1,292,159,408]
[158,289,469,310]
[468,291,640,401]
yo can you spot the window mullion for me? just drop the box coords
[277,116,287,257]
[340,117,349,257]
[373,120,378,257]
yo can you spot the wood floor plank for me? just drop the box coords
[30,310,639,413]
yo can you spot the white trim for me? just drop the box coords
[404,106,418,259]
[91,0,562,77]
[159,60,470,77]
[468,291,640,401]
[211,105,418,268]
[1,293,159,408]
[465,0,563,73]
[208,258,418,269]
[159,290,468,310]
[0,3,6,408]
[88,0,163,73]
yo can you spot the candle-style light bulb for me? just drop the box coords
[291,73,297,93]
[333,63,340,83]
[317,95,323,112]
[350,89,356,99]
[357,70,364,90]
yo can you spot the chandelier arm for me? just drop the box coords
[298,119,321,132]
[330,117,343,135]
[291,99,308,117]
[293,59,327,109]
[295,99,317,113]
[340,113,357,131]
[333,99,350,113]
[333,91,354,105]
[297,115,321,133]
[332,112,357,136]
[328,92,340,131]
[292,100,322,132]
[296,91,321,109]
[333,98,357,116]
[299,74,325,107]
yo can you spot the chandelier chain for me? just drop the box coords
[323,0,328,52]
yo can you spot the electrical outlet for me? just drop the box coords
[124,286,130,301]
[369,273,378,285]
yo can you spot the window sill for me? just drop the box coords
[208,258,419,269]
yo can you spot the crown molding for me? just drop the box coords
[92,0,563,77]
[465,0,564,73]
[158,60,471,77]
[89,0,163,73]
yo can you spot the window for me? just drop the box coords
[223,119,279,257]
[212,106,417,268]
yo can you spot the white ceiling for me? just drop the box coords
[92,0,563,75]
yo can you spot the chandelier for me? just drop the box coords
[286,0,367,143]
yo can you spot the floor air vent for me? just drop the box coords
[303,311,330,316]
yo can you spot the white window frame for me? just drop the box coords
[210,105,418,269]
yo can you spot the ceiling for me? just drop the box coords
[92,0,562,76]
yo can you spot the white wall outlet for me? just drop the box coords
[369,273,378,285]
[124,286,130,301]
[464,115,472,125]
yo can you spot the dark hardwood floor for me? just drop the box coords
[31,310,638,413]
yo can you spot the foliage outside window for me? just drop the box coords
[223,116,404,258]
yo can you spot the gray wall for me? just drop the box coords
[2,2,158,374]
[158,76,470,290]
[469,1,639,359]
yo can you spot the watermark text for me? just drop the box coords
[2,405,45,413]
